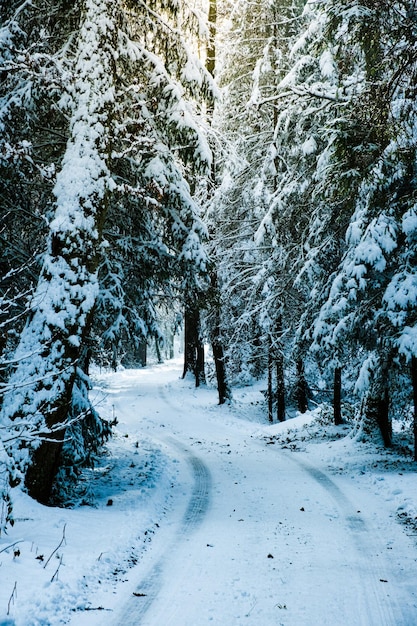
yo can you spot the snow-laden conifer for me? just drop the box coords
[1,0,120,505]
[0,0,215,525]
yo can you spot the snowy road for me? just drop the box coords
[113,435,212,625]
[97,361,417,625]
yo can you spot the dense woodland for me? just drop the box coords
[0,0,416,532]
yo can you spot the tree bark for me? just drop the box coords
[334,366,342,425]
[167,334,174,360]
[206,0,217,79]
[268,343,273,423]
[212,339,231,404]
[208,272,232,403]
[361,357,392,447]
[24,435,65,504]
[276,351,286,422]
[182,305,205,386]
[295,358,308,413]
[204,0,231,403]
[377,386,391,447]
[412,356,417,461]
[182,307,197,378]
[274,316,285,422]
[196,335,206,387]
[111,342,118,372]
[364,386,391,447]
[155,336,162,364]
[138,340,147,367]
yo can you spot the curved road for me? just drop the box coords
[110,370,416,625]
[112,435,212,625]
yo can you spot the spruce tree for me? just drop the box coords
[0,0,215,518]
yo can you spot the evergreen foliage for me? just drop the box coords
[0,0,214,524]
[1,0,417,531]
[213,0,417,439]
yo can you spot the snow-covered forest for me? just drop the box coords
[1,0,417,622]
[1,0,417,576]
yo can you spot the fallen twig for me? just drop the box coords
[50,554,63,582]
[44,523,66,568]
[0,540,24,555]
[7,581,17,616]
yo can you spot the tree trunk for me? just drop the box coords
[167,334,174,360]
[25,443,65,504]
[268,345,273,423]
[206,0,217,79]
[364,386,391,447]
[212,339,231,404]
[138,340,147,367]
[111,342,118,372]
[377,386,391,447]
[274,316,285,422]
[210,311,231,402]
[24,400,69,504]
[204,1,232,403]
[334,366,342,425]
[182,307,197,378]
[361,357,392,447]
[182,305,205,386]
[196,337,206,387]
[208,272,232,403]
[412,356,417,462]
[155,336,162,364]
[295,358,308,413]
[0,0,118,503]
[276,351,286,422]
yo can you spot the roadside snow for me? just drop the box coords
[1,358,417,625]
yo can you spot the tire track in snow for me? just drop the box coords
[112,435,211,626]
[283,452,407,626]
[165,436,211,533]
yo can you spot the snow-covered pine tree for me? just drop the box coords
[210,0,306,400]
[1,0,215,521]
[0,0,70,380]
[60,0,216,494]
[209,0,280,384]
[1,0,85,522]
[266,0,372,407]
[0,0,120,505]
[213,0,416,437]
[307,0,417,445]
[189,0,234,401]
[93,0,213,379]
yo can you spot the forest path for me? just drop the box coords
[107,360,415,626]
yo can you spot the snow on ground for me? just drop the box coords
[1,357,417,625]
